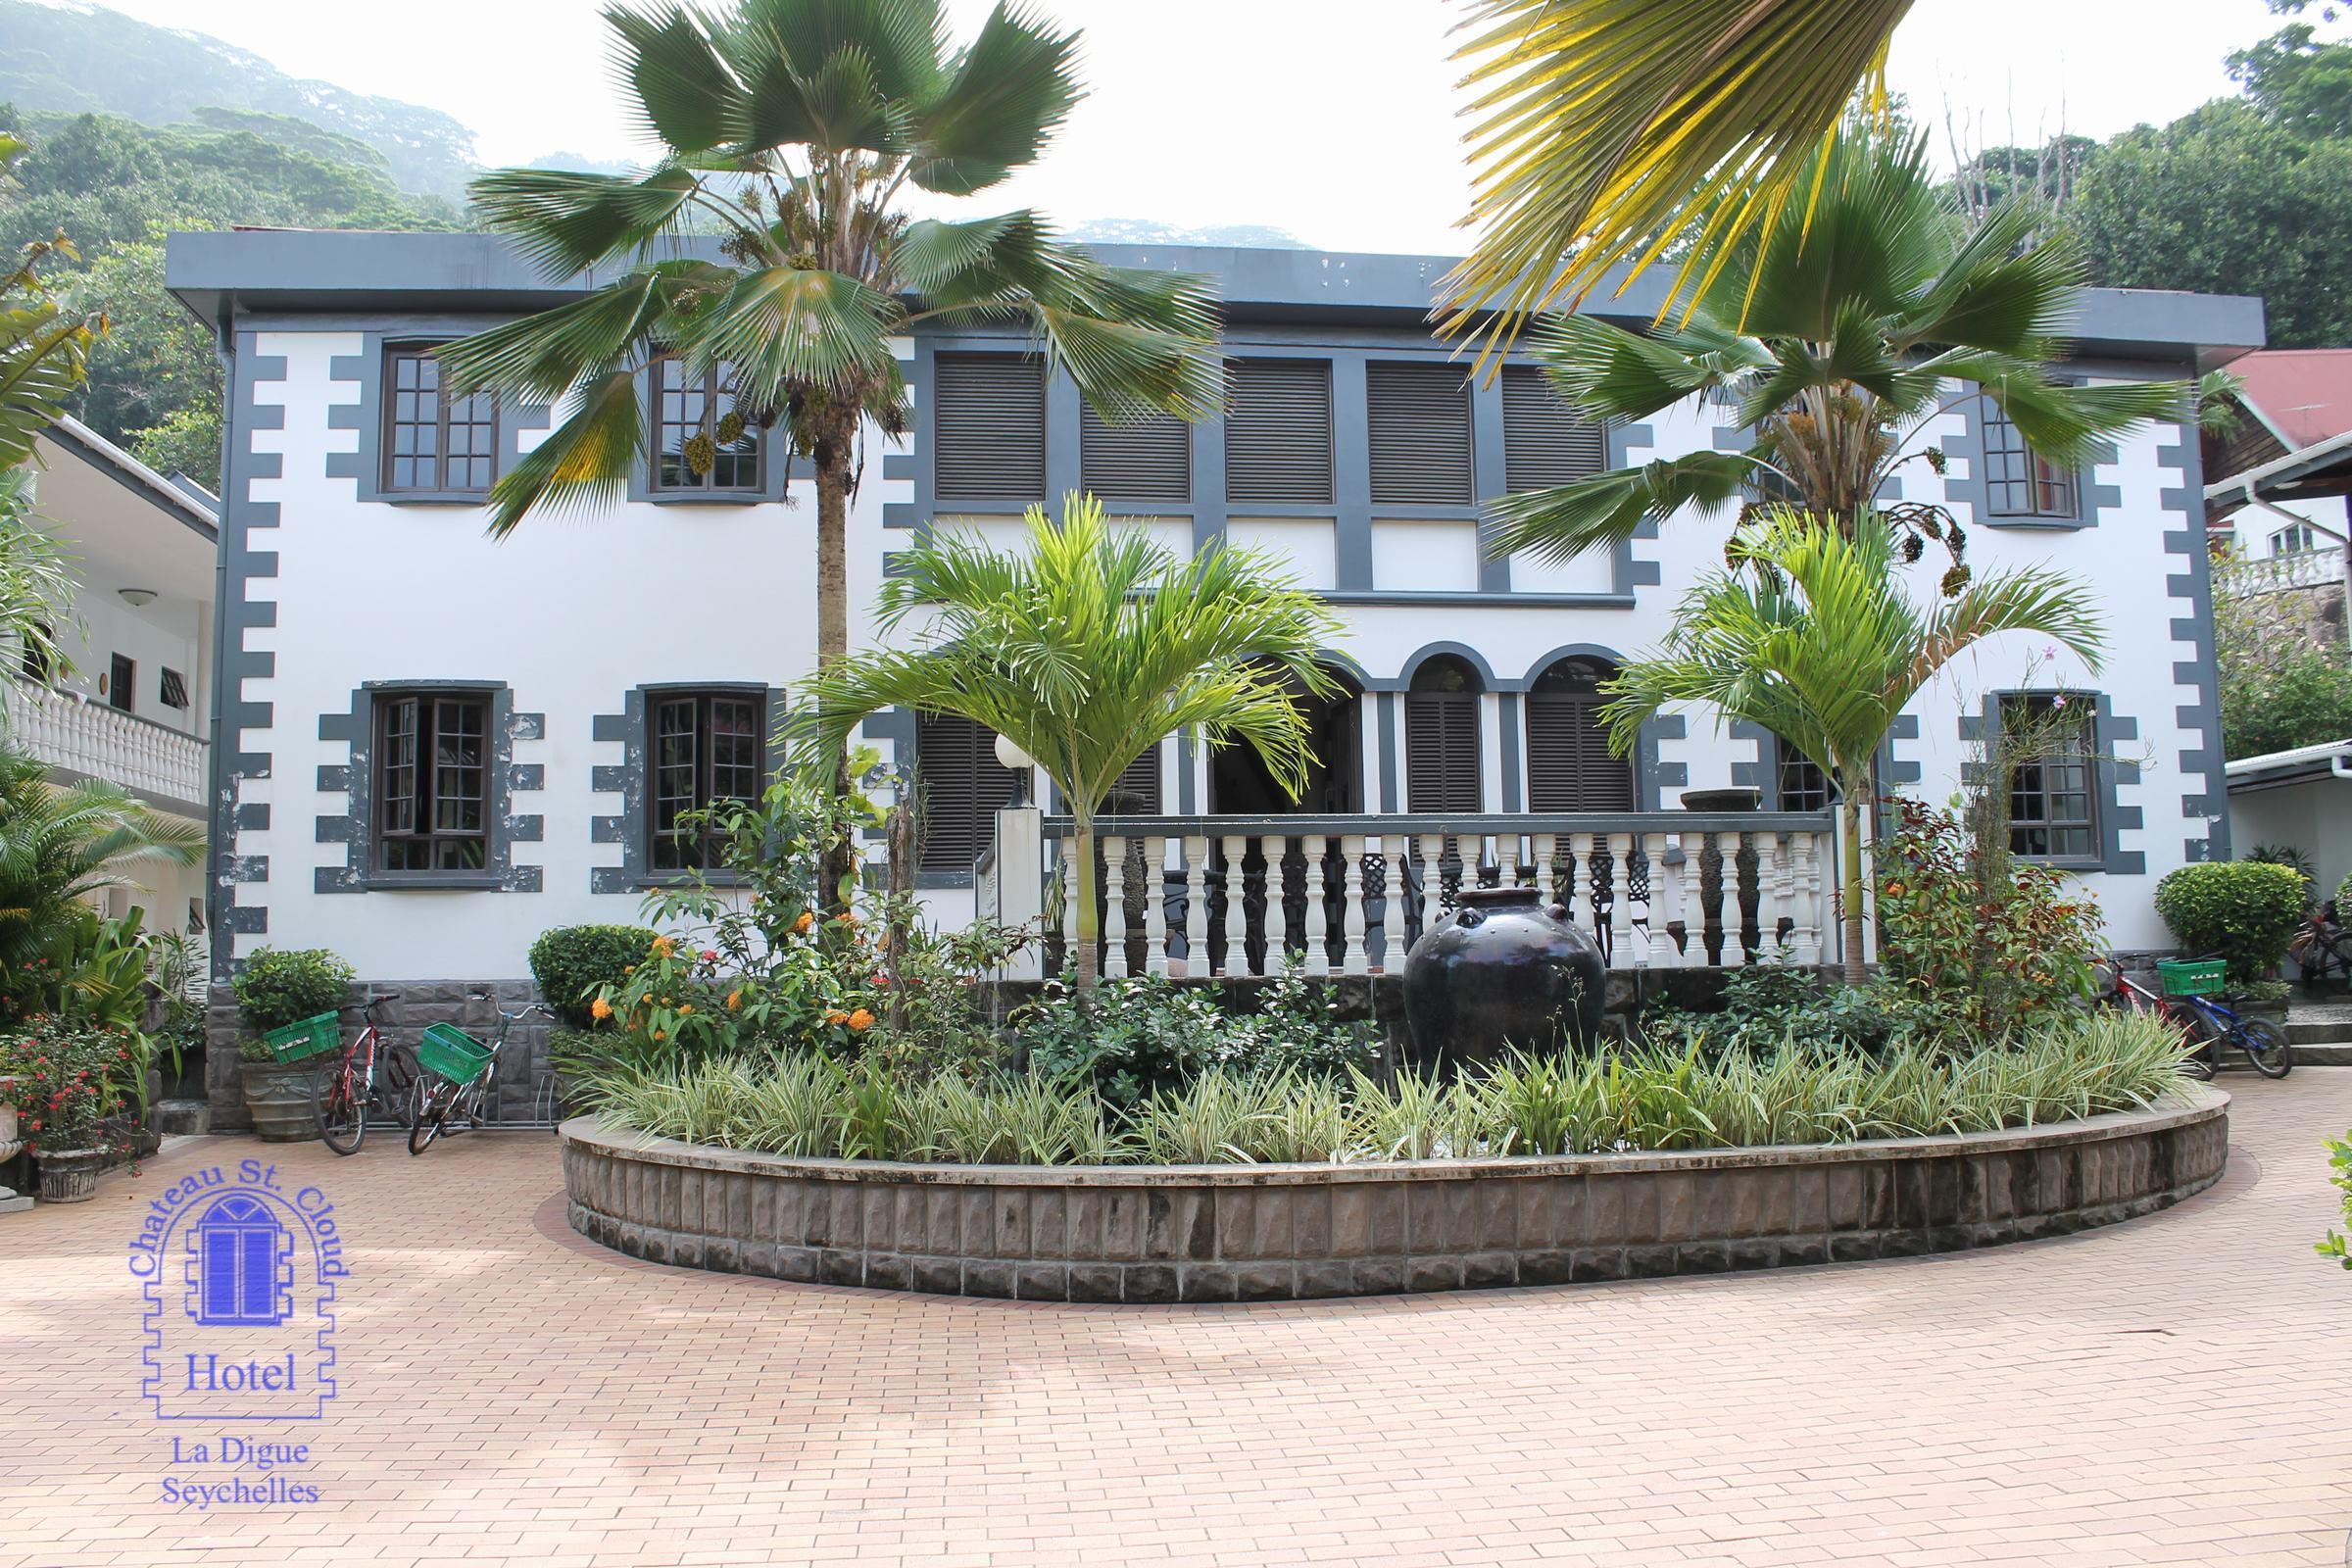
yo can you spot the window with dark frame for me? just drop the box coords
[1079,399,1189,504]
[1500,365,1607,492]
[2004,693,2099,861]
[934,353,1047,501]
[652,357,760,493]
[1772,734,1833,812]
[374,692,490,874]
[1405,656,1484,813]
[383,348,497,494]
[20,622,53,685]
[1225,359,1335,505]
[159,667,189,710]
[650,691,765,871]
[913,711,1021,874]
[1366,361,1473,505]
[108,653,134,713]
[1978,397,2078,519]
[1525,656,1633,812]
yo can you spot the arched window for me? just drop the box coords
[187,1194,292,1328]
[1526,657,1633,812]
[1405,656,1483,812]
[1209,664,1362,814]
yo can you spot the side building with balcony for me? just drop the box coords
[168,232,2257,1126]
[17,416,215,934]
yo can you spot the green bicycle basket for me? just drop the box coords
[416,1021,494,1085]
[2156,958,2227,998]
[261,1011,341,1064]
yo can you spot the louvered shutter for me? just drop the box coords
[1405,693,1483,812]
[1080,402,1190,503]
[1098,743,1162,814]
[934,353,1045,501]
[914,712,1020,872]
[1367,362,1473,504]
[1526,694,1634,811]
[1225,360,1334,504]
[1501,365,1606,492]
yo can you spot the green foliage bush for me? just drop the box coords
[0,1018,143,1152]
[528,925,659,1028]
[571,1011,2192,1165]
[2153,860,2309,982]
[1641,962,1902,1055]
[2319,1133,2352,1271]
[229,948,354,1037]
[2338,870,2352,919]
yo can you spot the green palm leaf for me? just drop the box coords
[906,2,1082,193]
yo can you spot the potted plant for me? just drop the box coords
[230,948,355,1141]
[0,1019,138,1201]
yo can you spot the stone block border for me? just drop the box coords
[559,1087,2228,1301]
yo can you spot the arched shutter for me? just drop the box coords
[1405,693,1483,812]
[1526,690,1633,811]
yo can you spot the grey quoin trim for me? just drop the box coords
[2156,422,2230,862]
[589,683,791,895]
[316,681,543,894]
[323,327,550,505]
[1941,389,2121,531]
[204,334,287,976]
[1959,690,2145,876]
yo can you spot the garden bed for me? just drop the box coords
[560,1085,2229,1301]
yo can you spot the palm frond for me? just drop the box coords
[905,2,1083,194]
[480,369,647,538]
[1484,449,1755,566]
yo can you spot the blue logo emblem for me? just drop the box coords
[130,1159,345,1421]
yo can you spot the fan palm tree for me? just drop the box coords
[0,739,204,974]
[1484,126,2187,582]
[1599,512,2105,987]
[440,0,1223,906]
[802,493,1342,1001]
[1444,0,1916,349]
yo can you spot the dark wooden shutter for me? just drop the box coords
[1526,693,1633,811]
[1367,362,1473,504]
[914,712,1020,872]
[1080,402,1190,503]
[1501,365,1606,492]
[1099,743,1162,814]
[1225,359,1334,504]
[933,353,1045,501]
[1405,694,1483,812]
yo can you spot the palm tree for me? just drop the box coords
[1445,0,1916,347]
[0,739,204,974]
[440,0,1223,905]
[802,493,1342,1001]
[1599,512,2104,987]
[1484,126,2186,582]
[0,133,104,468]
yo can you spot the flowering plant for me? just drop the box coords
[0,1018,141,1153]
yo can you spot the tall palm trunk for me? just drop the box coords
[1836,753,1868,988]
[1070,808,1100,1002]
[813,408,856,913]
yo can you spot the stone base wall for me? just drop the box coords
[560,1088,2230,1302]
[206,979,556,1133]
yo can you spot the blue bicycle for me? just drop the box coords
[2158,956,2293,1079]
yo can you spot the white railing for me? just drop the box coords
[1,684,206,810]
[1016,810,1838,978]
[2216,545,2345,598]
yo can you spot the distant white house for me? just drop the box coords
[2227,740,2352,909]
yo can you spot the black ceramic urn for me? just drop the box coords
[1401,885,1607,1070]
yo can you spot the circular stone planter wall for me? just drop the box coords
[559,1087,2229,1303]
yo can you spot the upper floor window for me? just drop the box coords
[375,691,488,874]
[653,357,760,493]
[1225,359,1334,505]
[934,352,1045,502]
[108,653,134,713]
[650,690,765,871]
[159,667,190,710]
[2003,692,2098,862]
[1080,400,1189,504]
[383,347,497,494]
[1405,655,1483,813]
[1979,397,2078,520]
[913,711,1021,874]
[1772,735,1833,812]
[1367,362,1472,505]
[1500,365,1606,492]
[1526,655,1632,812]
[2269,521,2317,557]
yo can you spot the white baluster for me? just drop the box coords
[1102,835,1129,979]
[1182,835,1209,979]
[1608,833,1637,970]
[1302,835,1330,977]
[1789,829,1821,966]
[1763,831,1789,962]
[1340,834,1369,974]
[1218,835,1248,976]
[1495,834,1519,890]
[1716,831,1746,967]
[1416,832,1445,936]
[1056,837,1079,970]
[1142,836,1169,977]
[1642,832,1674,967]
[1531,832,1558,906]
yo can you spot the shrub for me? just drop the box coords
[230,948,355,1036]
[0,1019,142,1153]
[2339,871,2352,921]
[2153,860,2308,983]
[528,925,659,1028]
[1641,962,1903,1055]
[2319,1133,2351,1271]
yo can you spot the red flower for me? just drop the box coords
[700,949,718,963]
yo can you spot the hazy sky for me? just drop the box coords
[83,0,2306,255]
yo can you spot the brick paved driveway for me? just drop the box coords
[6,1073,2349,1568]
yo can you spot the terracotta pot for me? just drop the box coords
[241,1057,318,1144]
[35,1146,107,1203]
[1402,885,1608,1071]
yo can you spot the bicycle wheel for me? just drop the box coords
[409,1080,456,1155]
[312,1056,366,1155]
[2235,1017,2293,1079]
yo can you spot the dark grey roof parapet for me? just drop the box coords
[166,228,2266,363]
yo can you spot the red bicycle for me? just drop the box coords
[310,991,416,1155]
